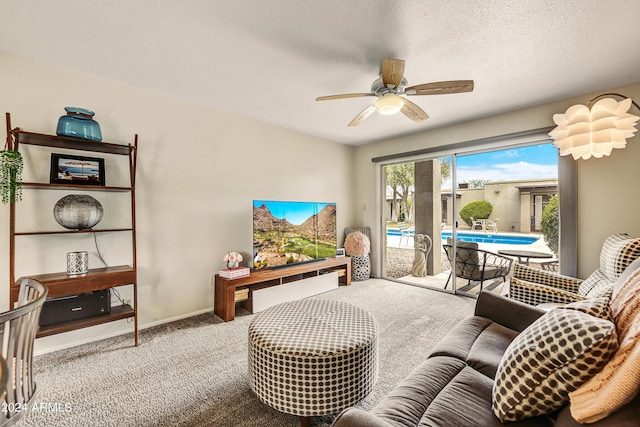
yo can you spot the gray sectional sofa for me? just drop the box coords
[332,287,640,427]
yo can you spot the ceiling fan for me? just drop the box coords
[316,58,474,127]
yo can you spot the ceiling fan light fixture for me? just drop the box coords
[315,58,474,126]
[374,93,404,115]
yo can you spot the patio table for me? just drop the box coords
[497,249,553,266]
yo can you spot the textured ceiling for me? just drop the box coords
[2,0,640,145]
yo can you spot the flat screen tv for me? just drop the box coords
[252,200,337,269]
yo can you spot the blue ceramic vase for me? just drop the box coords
[56,107,102,142]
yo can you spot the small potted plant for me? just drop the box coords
[0,149,23,204]
[223,251,243,269]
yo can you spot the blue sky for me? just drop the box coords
[253,200,333,225]
[442,142,558,188]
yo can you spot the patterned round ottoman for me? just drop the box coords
[248,299,379,424]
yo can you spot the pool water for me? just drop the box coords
[386,229,413,236]
[386,229,538,245]
[442,231,538,245]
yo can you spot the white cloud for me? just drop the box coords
[492,149,522,159]
[442,161,557,188]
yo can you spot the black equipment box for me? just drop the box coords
[39,290,111,327]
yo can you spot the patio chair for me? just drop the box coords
[397,222,414,247]
[443,240,513,291]
[509,233,640,306]
[539,259,559,272]
[469,217,484,231]
[0,278,48,426]
[485,218,499,233]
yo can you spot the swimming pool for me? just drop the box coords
[386,229,538,245]
[387,229,412,236]
[441,231,538,245]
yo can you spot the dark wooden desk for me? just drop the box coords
[497,249,553,266]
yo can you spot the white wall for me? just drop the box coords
[0,53,355,353]
[354,83,640,278]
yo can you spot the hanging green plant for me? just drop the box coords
[0,150,24,204]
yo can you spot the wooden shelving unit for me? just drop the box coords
[16,130,132,154]
[37,305,135,338]
[22,182,132,191]
[5,112,139,346]
[214,257,351,322]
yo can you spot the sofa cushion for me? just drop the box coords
[332,408,394,427]
[428,316,493,360]
[492,309,619,422]
[428,316,518,379]
[372,356,552,427]
[466,322,519,379]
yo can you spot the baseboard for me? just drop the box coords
[138,307,214,330]
[34,307,214,356]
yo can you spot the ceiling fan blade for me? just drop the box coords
[316,93,375,101]
[381,58,405,88]
[348,103,377,127]
[405,80,474,96]
[400,98,429,122]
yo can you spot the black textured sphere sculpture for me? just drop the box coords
[53,194,104,230]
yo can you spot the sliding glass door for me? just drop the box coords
[453,143,559,296]
[380,142,559,297]
[382,156,454,292]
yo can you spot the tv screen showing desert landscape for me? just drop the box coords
[252,200,337,269]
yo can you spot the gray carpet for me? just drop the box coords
[22,279,475,426]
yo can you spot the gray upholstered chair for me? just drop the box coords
[510,233,640,306]
[0,278,48,426]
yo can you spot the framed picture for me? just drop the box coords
[50,153,106,186]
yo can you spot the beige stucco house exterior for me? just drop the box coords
[442,179,558,233]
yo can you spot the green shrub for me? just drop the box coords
[459,201,493,227]
[541,195,559,257]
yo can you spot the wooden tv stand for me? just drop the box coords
[214,257,351,322]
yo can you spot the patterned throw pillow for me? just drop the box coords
[599,233,640,280]
[558,297,612,320]
[578,234,640,296]
[492,309,619,422]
